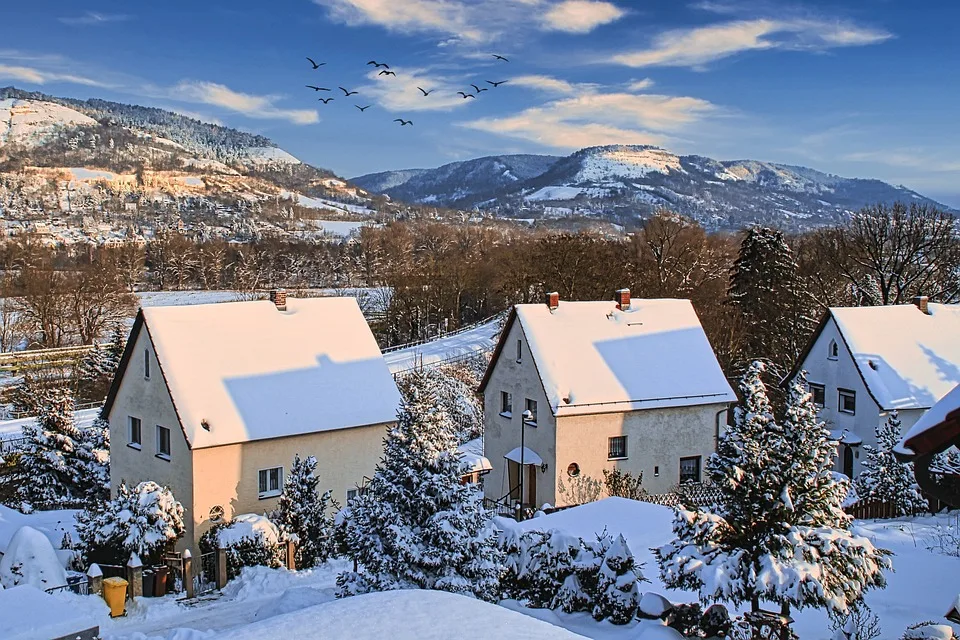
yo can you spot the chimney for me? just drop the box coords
[545,291,559,311]
[615,288,631,311]
[912,295,929,315]
[269,288,287,311]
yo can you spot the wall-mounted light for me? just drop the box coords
[654,466,660,477]
[540,463,548,473]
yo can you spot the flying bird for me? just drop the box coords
[367,61,390,68]
[355,104,371,111]
[393,118,413,126]
[487,80,507,87]
[492,54,509,62]
[378,70,397,77]
[471,84,488,93]
[339,86,359,96]
[457,91,476,99]
[306,57,325,69]
[318,97,335,104]
[417,87,433,96]
[306,85,330,91]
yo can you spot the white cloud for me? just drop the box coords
[611,18,891,68]
[171,81,318,125]
[843,150,960,173]
[626,78,654,92]
[59,12,131,26]
[463,91,714,149]
[359,66,475,112]
[0,63,108,87]
[510,74,579,95]
[541,0,625,33]
[314,0,483,41]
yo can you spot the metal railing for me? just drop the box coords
[195,551,218,596]
[45,576,89,596]
[380,311,504,354]
[391,345,494,377]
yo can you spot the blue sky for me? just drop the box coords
[2,0,959,206]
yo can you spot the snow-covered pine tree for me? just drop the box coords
[105,323,126,370]
[16,387,85,510]
[274,454,337,568]
[592,534,642,624]
[73,416,110,504]
[523,529,582,608]
[728,227,813,374]
[397,366,483,444]
[656,364,890,619]
[337,371,503,601]
[855,411,927,516]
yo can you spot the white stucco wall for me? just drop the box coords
[107,323,196,551]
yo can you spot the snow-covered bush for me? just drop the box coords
[0,525,68,589]
[656,365,891,621]
[273,454,338,568]
[337,371,503,601]
[592,534,641,623]
[76,480,184,565]
[200,513,283,580]
[855,411,927,516]
[901,622,957,640]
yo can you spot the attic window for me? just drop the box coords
[828,340,839,360]
[144,348,151,378]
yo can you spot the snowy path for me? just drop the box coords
[384,318,501,374]
[0,407,101,442]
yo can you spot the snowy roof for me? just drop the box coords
[829,303,960,411]
[458,437,492,474]
[116,297,401,449]
[504,446,543,466]
[493,299,735,416]
[896,383,960,457]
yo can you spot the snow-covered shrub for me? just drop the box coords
[901,622,957,640]
[273,454,338,568]
[200,513,283,580]
[525,529,582,608]
[0,526,68,589]
[656,365,891,620]
[855,411,927,516]
[602,468,647,500]
[830,601,882,640]
[592,534,641,624]
[337,371,503,601]
[76,480,184,565]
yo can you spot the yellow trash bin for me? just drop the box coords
[103,576,128,617]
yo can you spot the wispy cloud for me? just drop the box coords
[58,12,131,26]
[463,91,715,149]
[359,66,475,112]
[0,63,109,87]
[170,81,319,125]
[509,74,582,95]
[541,1,625,34]
[626,78,654,92]
[610,18,891,69]
[842,149,960,173]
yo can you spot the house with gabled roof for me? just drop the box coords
[479,290,736,511]
[103,291,402,551]
[787,296,960,478]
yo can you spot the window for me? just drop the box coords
[524,398,538,425]
[567,463,580,477]
[608,436,628,460]
[144,348,151,378]
[500,391,513,416]
[128,416,142,448]
[839,389,856,415]
[346,488,358,502]
[679,456,701,484]
[156,425,171,459]
[516,339,522,363]
[828,340,839,360]
[809,383,826,408]
[258,467,283,499]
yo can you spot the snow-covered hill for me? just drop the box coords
[0,98,96,147]
[354,144,952,230]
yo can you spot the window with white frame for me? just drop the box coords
[258,467,283,499]
[128,416,142,448]
[346,488,358,502]
[144,348,151,378]
[679,456,701,483]
[501,391,513,416]
[524,398,538,425]
[608,436,627,460]
[839,388,856,414]
[156,425,171,459]
[809,383,826,408]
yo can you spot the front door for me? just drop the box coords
[842,445,854,478]
[525,464,537,508]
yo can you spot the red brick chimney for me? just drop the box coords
[546,291,559,311]
[269,289,287,311]
[616,288,631,311]
[913,295,929,315]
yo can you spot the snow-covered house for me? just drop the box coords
[479,291,736,510]
[102,292,402,551]
[787,298,960,478]
[896,383,960,507]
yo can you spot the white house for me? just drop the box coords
[788,297,960,478]
[479,290,736,510]
[103,291,402,551]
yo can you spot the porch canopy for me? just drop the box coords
[504,446,543,466]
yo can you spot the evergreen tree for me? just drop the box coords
[337,371,504,601]
[855,411,926,516]
[592,534,642,624]
[105,323,127,369]
[656,364,890,618]
[728,227,813,375]
[274,454,338,568]
[73,417,110,504]
[16,387,85,510]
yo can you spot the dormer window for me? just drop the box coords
[828,340,839,360]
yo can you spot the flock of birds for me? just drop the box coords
[303,54,510,127]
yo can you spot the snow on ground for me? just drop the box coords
[0,99,96,147]
[575,147,685,182]
[69,168,122,181]
[0,525,67,589]
[136,291,251,308]
[0,585,99,640]
[0,407,101,442]
[240,147,300,166]
[526,186,584,201]
[0,506,79,569]
[384,316,501,374]
[312,220,368,237]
